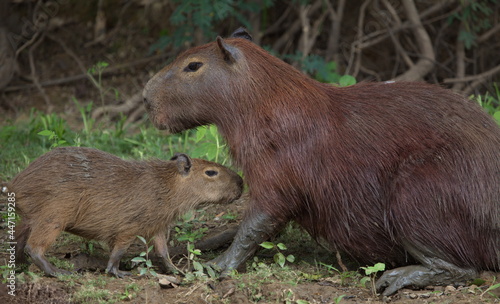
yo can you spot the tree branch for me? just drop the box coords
[395,0,436,81]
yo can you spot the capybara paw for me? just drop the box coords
[51,269,73,277]
[375,265,431,296]
[106,267,131,278]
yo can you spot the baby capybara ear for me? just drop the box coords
[230,27,252,41]
[171,153,192,176]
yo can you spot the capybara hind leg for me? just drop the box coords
[209,210,282,276]
[376,242,477,296]
[106,242,131,278]
[26,224,71,276]
[14,220,30,265]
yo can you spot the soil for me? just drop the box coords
[1,4,499,304]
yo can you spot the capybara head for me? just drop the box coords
[143,31,263,133]
[168,153,243,206]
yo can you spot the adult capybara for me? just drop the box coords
[9,147,243,277]
[143,28,500,295]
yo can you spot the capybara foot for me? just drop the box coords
[375,264,477,296]
[106,266,131,278]
[50,268,73,277]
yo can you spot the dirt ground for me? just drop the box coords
[1,5,499,304]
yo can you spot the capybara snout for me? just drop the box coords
[10,147,243,277]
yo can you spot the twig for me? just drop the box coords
[28,33,51,110]
[3,52,171,92]
[443,64,500,84]
[347,0,372,77]
[394,0,436,81]
[45,33,87,74]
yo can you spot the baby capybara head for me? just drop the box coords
[169,153,243,205]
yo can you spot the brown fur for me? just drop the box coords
[10,147,243,276]
[143,34,500,288]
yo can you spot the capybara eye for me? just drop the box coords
[205,170,218,177]
[185,62,203,72]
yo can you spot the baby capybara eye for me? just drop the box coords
[205,170,218,177]
[185,62,203,72]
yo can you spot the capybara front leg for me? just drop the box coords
[209,210,282,276]
[376,242,477,296]
[106,242,131,278]
[153,231,181,274]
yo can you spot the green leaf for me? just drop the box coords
[195,126,207,143]
[276,243,287,250]
[206,265,216,278]
[146,260,153,267]
[136,236,147,244]
[275,252,286,267]
[38,130,54,137]
[373,262,386,272]
[493,111,500,124]
[193,261,204,272]
[286,255,295,263]
[339,75,356,87]
[139,268,147,276]
[131,257,146,263]
[260,242,275,249]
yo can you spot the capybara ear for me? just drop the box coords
[230,27,252,41]
[216,36,239,63]
[171,153,192,175]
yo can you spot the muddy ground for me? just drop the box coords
[1,5,499,304]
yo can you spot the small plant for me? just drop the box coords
[119,283,141,301]
[183,243,217,282]
[192,124,229,164]
[481,277,500,300]
[37,130,68,148]
[87,61,119,107]
[360,262,386,297]
[131,236,158,277]
[319,262,359,286]
[259,241,295,268]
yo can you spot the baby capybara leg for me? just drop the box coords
[26,224,71,276]
[153,232,179,274]
[106,240,132,278]
[376,241,477,296]
[209,209,282,276]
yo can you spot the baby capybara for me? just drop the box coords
[143,28,500,295]
[9,147,243,277]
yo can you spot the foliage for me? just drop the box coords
[448,0,498,49]
[474,83,500,125]
[259,241,295,268]
[360,262,386,297]
[130,236,158,277]
[481,277,500,300]
[150,0,274,52]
